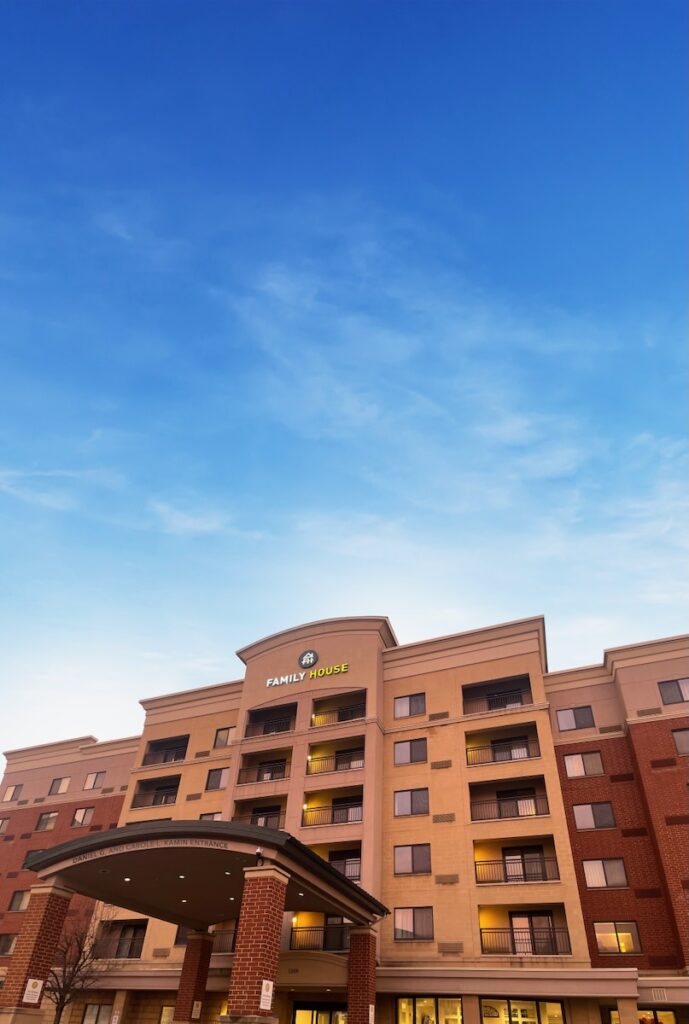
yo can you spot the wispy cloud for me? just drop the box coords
[148,500,229,536]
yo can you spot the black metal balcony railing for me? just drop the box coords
[307,751,365,775]
[232,812,286,830]
[245,717,295,738]
[311,703,366,728]
[463,690,532,716]
[141,749,187,766]
[470,795,549,821]
[301,803,363,827]
[237,763,290,784]
[131,789,178,808]
[290,925,351,951]
[211,929,237,953]
[466,739,541,766]
[475,858,560,884]
[480,928,571,955]
[330,858,361,881]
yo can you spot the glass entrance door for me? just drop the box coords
[293,1006,347,1024]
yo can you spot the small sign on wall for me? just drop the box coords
[259,980,274,1010]
[369,1005,375,1024]
[191,1000,202,1019]
[22,979,44,1005]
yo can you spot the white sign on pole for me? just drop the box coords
[22,979,44,1005]
[191,1000,202,1019]
[259,979,274,1010]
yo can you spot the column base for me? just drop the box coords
[0,1010,46,1024]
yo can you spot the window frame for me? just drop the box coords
[672,729,689,756]
[396,996,463,1023]
[84,771,106,791]
[658,678,689,705]
[394,693,426,719]
[394,843,432,875]
[82,1005,113,1024]
[582,858,628,888]
[0,934,18,956]
[393,738,428,766]
[214,727,233,749]
[199,811,222,821]
[393,905,434,941]
[0,818,9,834]
[49,777,70,796]
[2,784,22,802]
[205,767,230,792]
[557,706,595,732]
[8,890,30,912]
[479,998,566,1024]
[35,811,59,832]
[573,801,615,830]
[563,751,604,778]
[72,806,95,828]
[594,920,642,954]
[393,787,429,817]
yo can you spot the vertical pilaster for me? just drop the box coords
[0,882,72,1015]
[226,865,289,1022]
[616,999,639,1024]
[347,926,377,1024]
[462,995,481,1024]
[173,931,213,1023]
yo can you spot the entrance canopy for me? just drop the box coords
[26,820,387,931]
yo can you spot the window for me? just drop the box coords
[142,736,189,766]
[573,802,615,830]
[199,811,222,821]
[36,811,59,832]
[658,678,689,705]
[0,934,17,956]
[206,767,229,791]
[82,1006,112,1024]
[583,858,628,888]
[564,751,603,777]
[394,788,429,816]
[394,693,426,719]
[397,997,463,1024]
[0,818,9,834]
[480,1000,563,1024]
[610,1013,676,1024]
[72,807,94,827]
[159,1009,175,1024]
[2,785,22,802]
[394,906,434,940]
[174,925,190,946]
[556,706,594,731]
[8,891,30,912]
[594,921,641,954]
[672,729,689,755]
[84,772,105,790]
[114,922,147,958]
[49,777,70,796]
[394,738,427,765]
[214,727,234,748]
[394,844,431,875]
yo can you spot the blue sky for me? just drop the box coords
[0,0,686,751]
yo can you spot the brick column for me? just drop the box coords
[173,930,213,1023]
[226,865,289,1022]
[347,926,377,1024]
[0,881,72,1017]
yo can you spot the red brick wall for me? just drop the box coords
[174,931,213,1022]
[0,886,72,1009]
[627,718,689,966]
[227,869,288,1017]
[347,927,377,1024]
[0,794,124,952]
[556,734,682,969]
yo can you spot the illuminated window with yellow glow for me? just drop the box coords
[594,921,641,954]
[397,996,462,1024]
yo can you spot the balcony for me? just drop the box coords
[232,810,286,830]
[290,924,351,951]
[466,733,540,766]
[141,735,189,766]
[311,691,367,729]
[237,760,290,785]
[462,676,532,716]
[475,857,559,884]
[211,929,236,953]
[245,715,296,738]
[306,745,365,776]
[480,927,571,955]
[131,775,180,808]
[310,842,362,882]
[470,795,549,821]
[302,802,363,827]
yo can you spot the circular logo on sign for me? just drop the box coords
[298,649,318,669]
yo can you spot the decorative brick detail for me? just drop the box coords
[432,813,455,823]
[651,758,677,768]
[599,725,624,734]
[194,751,210,758]
[428,712,449,721]
[185,794,202,801]
[665,815,689,825]
[173,930,213,1022]
[227,865,289,1017]
[430,760,452,769]
[637,708,662,716]
[347,927,376,1024]
[621,827,647,837]
[434,874,459,885]
[611,773,635,782]
[0,882,72,1009]
[438,941,463,953]
[635,889,662,898]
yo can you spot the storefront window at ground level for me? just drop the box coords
[480,997,564,1024]
[610,1011,676,1024]
[397,996,462,1024]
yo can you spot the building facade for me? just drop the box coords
[0,616,686,1024]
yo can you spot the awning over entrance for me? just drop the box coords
[25,819,388,931]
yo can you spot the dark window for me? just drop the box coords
[174,925,190,946]
[84,772,105,791]
[394,693,426,719]
[393,738,427,765]
[8,891,30,912]
[394,906,433,940]
[0,934,17,956]
[206,767,229,791]
[214,727,233,748]
[114,922,147,959]
[394,844,431,874]
[658,678,689,705]
[36,811,58,831]
[564,751,603,777]
[199,812,221,821]
[394,788,429,816]
[0,818,9,835]
[573,802,615,830]
[3,785,22,802]
[142,736,188,766]
[49,777,70,795]
[557,706,595,731]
